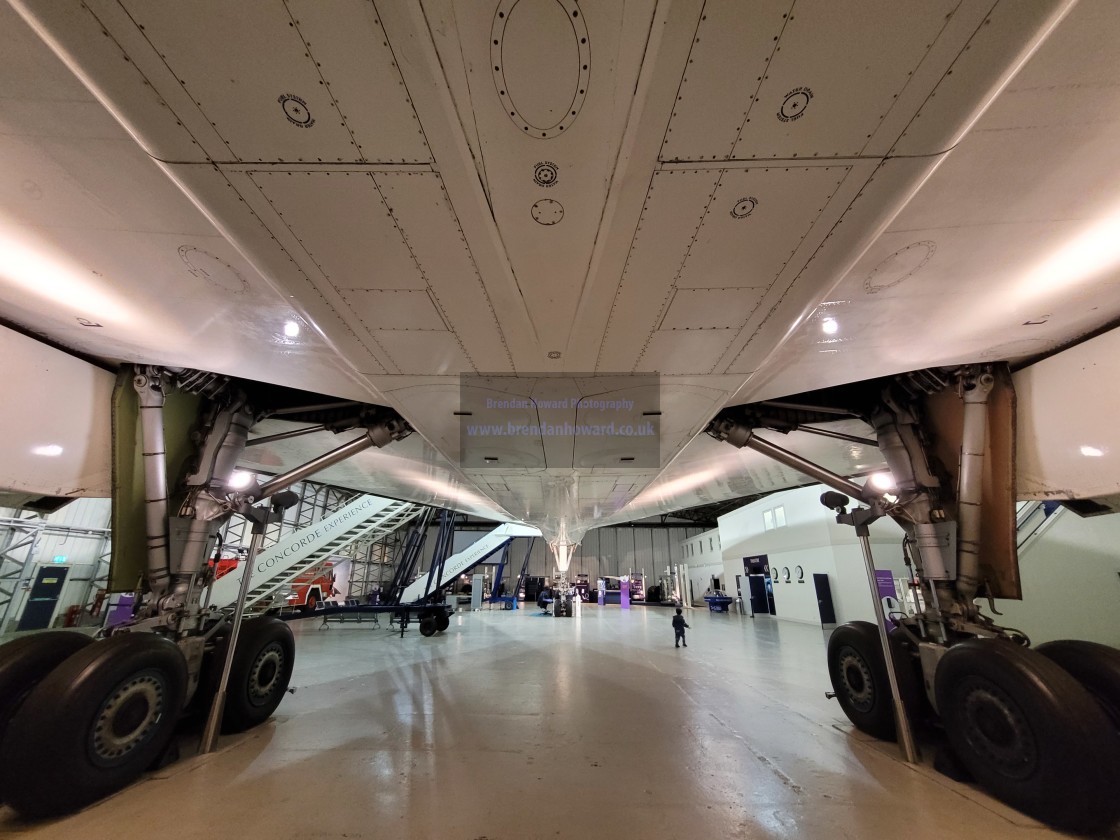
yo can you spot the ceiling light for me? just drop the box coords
[229,469,254,489]
[283,320,300,338]
[1080,445,1104,457]
[31,444,63,457]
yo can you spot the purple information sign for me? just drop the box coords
[106,593,135,628]
[620,578,630,610]
[874,569,896,600]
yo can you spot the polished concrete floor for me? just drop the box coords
[0,606,1108,839]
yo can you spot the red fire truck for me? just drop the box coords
[283,562,338,612]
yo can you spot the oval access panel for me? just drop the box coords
[863,241,936,295]
[492,0,590,138]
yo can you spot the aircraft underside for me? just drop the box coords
[2,0,1120,831]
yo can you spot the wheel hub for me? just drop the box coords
[248,642,285,706]
[90,670,165,766]
[838,647,874,712]
[959,677,1036,779]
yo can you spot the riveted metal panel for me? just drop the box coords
[248,170,425,291]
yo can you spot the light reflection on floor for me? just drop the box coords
[0,606,1103,839]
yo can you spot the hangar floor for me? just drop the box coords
[0,607,1099,839]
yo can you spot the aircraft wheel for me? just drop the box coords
[0,631,93,745]
[0,633,187,818]
[936,639,1120,834]
[1036,639,1120,729]
[435,612,450,632]
[827,621,919,741]
[0,631,93,803]
[418,616,437,637]
[219,617,295,734]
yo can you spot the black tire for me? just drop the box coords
[0,631,93,804]
[0,631,93,748]
[827,621,920,741]
[219,617,295,734]
[435,612,450,632]
[935,639,1120,834]
[418,616,437,637]
[1036,639,1120,730]
[0,633,187,818]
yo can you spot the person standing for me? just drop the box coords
[672,608,689,648]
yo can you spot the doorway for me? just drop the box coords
[813,573,837,624]
[17,565,69,631]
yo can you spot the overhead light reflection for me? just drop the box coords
[821,317,839,335]
[0,228,133,324]
[283,320,300,338]
[1080,445,1104,457]
[1019,204,1120,301]
[31,444,63,457]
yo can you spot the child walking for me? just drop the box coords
[672,608,689,648]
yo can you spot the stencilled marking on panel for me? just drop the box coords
[630,165,735,369]
[729,0,960,160]
[679,166,850,290]
[120,0,354,161]
[289,0,433,163]
[278,93,314,127]
[120,0,431,163]
[730,197,758,219]
[491,0,591,138]
[777,87,812,122]
[659,0,792,162]
[534,161,559,187]
[649,165,850,374]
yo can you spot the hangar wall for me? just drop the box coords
[716,484,911,625]
[993,509,1120,646]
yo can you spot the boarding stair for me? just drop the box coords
[399,522,540,604]
[1016,500,1063,553]
[206,496,422,611]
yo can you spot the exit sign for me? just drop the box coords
[52,555,67,563]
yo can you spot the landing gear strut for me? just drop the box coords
[706,364,1120,832]
[0,366,413,818]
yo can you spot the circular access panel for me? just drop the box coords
[492,0,590,138]
[179,245,248,293]
[531,198,565,225]
[863,241,936,294]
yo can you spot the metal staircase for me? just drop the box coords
[1016,500,1063,553]
[206,496,422,611]
[399,522,540,604]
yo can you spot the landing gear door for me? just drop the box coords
[925,365,1021,600]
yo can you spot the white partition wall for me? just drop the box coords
[717,484,909,625]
